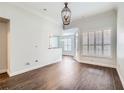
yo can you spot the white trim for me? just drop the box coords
[74,58,115,68]
[8,60,61,77]
[0,69,7,74]
[116,65,124,88]
[7,69,11,76]
[9,65,44,77]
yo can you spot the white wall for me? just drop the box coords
[67,10,117,68]
[117,4,124,87]
[0,3,62,76]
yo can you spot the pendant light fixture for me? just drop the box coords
[61,2,71,25]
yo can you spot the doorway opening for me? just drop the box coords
[61,28,79,57]
[0,17,10,76]
[62,35,74,56]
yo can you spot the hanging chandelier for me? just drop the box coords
[61,2,71,25]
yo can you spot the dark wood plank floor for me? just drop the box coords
[0,56,123,90]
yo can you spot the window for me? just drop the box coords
[82,29,112,58]
[103,30,111,57]
[89,32,95,56]
[49,36,59,48]
[82,32,88,55]
[95,31,102,56]
[63,38,72,51]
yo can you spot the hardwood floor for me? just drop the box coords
[0,56,123,90]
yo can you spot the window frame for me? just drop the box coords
[49,36,60,49]
[63,38,72,51]
[81,29,112,59]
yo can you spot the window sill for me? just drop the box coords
[81,55,112,59]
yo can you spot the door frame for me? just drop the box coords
[0,17,11,76]
[62,35,75,56]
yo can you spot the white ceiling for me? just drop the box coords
[11,2,118,23]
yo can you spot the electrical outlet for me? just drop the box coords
[26,62,30,65]
[35,60,38,62]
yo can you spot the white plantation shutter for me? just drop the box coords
[82,29,112,58]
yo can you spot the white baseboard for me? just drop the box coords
[0,69,7,74]
[116,65,124,88]
[9,65,42,77]
[9,60,61,77]
[74,58,115,68]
